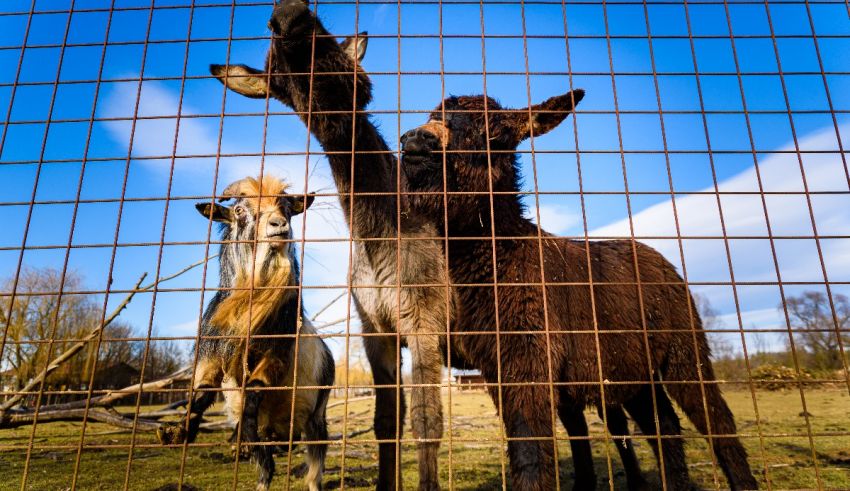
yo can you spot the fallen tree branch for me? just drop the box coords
[1,407,161,431]
[125,408,225,421]
[92,366,193,407]
[164,399,189,410]
[2,407,233,433]
[330,426,373,440]
[18,366,192,414]
[200,420,235,432]
[0,366,194,430]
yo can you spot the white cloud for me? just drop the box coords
[371,4,391,26]
[100,79,282,183]
[591,125,850,286]
[714,307,784,333]
[527,203,581,236]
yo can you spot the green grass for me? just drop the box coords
[1,388,848,490]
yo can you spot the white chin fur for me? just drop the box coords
[253,242,292,269]
[221,375,242,423]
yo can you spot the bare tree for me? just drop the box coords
[1,268,98,390]
[694,293,737,362]
[0,267,183,393]
[334,336,373,397]
[143,328,184,380]
[782,291,850,372]
[92,322,139,374]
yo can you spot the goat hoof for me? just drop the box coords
[230,442,252,461]
[157,423,187,445]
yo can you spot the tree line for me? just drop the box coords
[1,267,183,398]
[1,266,846,399]
[700,291,850,381]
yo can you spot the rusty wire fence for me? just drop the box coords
[1,0,849,489]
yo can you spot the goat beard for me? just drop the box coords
[209,249,295,336]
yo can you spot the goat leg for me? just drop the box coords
[486,356,558,491]
[557,396,597,491]
[363,322,405,491]
[241,354,285,491]
[407,331,443,491]
[242,379,275,491]
[158,358,221,445]
[625,386,695,491]
[599,404,650,491]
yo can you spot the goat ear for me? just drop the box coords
[340,32,368,63]
[289,194,315,215]
[511,89,584,141]
[209,64,269,99]
[195,202,234,223]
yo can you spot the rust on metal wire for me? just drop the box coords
[0,0,848,489]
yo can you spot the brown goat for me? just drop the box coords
[399,93,759,490]
[209,1,451,489]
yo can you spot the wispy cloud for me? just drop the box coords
[591,125,850,350]
[100,79,309,184]
[714,308,781,334]
[591,125,850,285]
[528,203,582,236]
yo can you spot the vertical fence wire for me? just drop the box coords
[0,1,848,490]
[18,2,79,489]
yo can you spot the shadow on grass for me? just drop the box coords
[776,442,850,469]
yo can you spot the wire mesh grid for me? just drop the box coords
[0,0,848,489]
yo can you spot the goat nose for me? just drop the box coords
[401,128,439,156]
[267,217,289,236]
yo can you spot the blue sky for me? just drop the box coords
[1,0,849,361]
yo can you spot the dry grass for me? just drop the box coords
[1,388,848,490]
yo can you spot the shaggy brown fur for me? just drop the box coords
[210,3,452,490]
[157,175,332,491]
[222,175,290,213]
[210,3,658,490]
[400,94,759,490]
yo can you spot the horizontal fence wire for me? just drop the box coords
[0,0,848,489]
